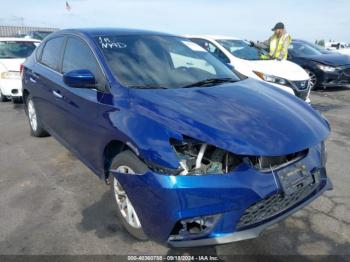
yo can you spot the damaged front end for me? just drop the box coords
[168,136,311,176]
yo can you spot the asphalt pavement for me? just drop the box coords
[0,89,349,257]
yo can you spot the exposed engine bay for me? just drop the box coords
[171,137,308,175]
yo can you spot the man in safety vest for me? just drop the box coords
[265,22,292,60]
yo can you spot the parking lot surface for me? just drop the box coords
[0,89,349,256]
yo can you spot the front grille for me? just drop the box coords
[292,80,309,91]
[236,182,318,230]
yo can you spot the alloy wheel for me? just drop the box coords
[305,69,317,90]
[113,166,142,229]
[27,100,38,131]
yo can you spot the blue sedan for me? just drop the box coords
[21,28,332,247]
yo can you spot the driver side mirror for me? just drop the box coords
[63,69,96,88]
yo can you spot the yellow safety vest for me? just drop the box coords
[269,33,292,60]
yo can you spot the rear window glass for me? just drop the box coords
[0,41,37,59]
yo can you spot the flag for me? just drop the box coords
[65,1,71,11]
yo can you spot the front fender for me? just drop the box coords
[106,109,182,169]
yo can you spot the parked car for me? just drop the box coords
[24,30,54,41]
[0,37,40,102]
[325,41,350,55]
[22,29,332,247]
[187,35,311,102]
[325,41,345,50]
[288,40,350,89]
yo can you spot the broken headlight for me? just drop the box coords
[170,137,243,175]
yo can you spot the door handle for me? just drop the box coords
[52,90,63,99]
[29,71,40,83]
[32,72,40,79]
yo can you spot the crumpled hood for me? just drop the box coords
[130,78,330,156]
[245,59,309,81]
[302,53,350,66]
[0,58,25,72]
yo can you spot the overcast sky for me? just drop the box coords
[1,0,349,42]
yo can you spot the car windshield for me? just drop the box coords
[308,42,330,54]
[289,41,324,56]
[95,35,239,89]
[0,41,37,59]
[216,39,270,60]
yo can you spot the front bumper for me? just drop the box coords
[319,66,350,87]
[169,177,332,247]
[0,78,22,98]
[111,145,331,247]
[270,81,310,103]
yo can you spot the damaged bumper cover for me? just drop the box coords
[320,66,350,87]
[169,176,332,247]
[110,144,332,247]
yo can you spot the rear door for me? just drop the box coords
[29,36,65,133]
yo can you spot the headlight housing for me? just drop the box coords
[170,136,308,175]
[253,71,291,87]
[170,137,243,176]
[1,71,20,80]
[316,64,336,72]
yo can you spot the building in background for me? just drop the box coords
[0,25,58,39]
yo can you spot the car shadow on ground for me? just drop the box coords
[78,190,137,244]
[312,102,345,113]
[10,102,24,111]
[314,86,350,92]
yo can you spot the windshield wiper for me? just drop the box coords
[181,78,238,88]
[128,85,167,89]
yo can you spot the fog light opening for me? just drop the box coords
[169,215,220,241]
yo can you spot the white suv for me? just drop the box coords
[187,35,311,103]
[0,37,40,102]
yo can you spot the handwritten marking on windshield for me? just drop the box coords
[99,37,127,49]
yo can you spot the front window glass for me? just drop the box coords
[95,35,238,89]
[216,39,270,60]
[41,37,65,71]
[308,42,330,54]
[0,41,37,59]
[62,37,105,91]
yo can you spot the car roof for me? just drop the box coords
[0,37,41,42]
[185,35,241,41]
[292,39,311,43]
[50,28,174,38]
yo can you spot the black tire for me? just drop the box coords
[12,97,23,104]
[0,89,9,102]
[110,150,148,240]
[25,95,49,137]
